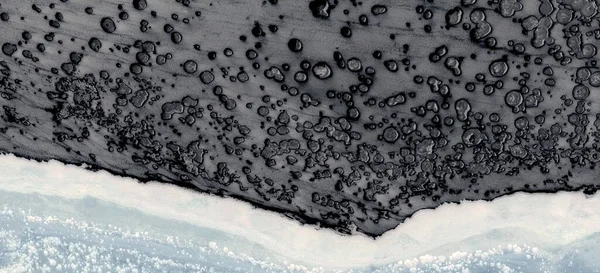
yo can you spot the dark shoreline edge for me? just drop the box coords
[2,149,594,239]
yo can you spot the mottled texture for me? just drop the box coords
[0,0,599,236]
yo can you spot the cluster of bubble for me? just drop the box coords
[0,0,600,236]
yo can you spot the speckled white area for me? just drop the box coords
[0,154,599,272]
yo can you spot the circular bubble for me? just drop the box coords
[0,12,9,21]
[535,115,545,125]
[183,60,198,74]
[505,90,523,107]
[2,43,17,56]
[88,38,102,52]
[257,106,269,116]
[555,8,573,24]
[287,38,303,52]
[572,84,590,100]
[382,126,399,143]
[347,107,360,120]
[371,4,387,15]
[288,87,299,96]
[119,11,129,20]
[462,128,484,146]
[384,60,398,72]
[100,17,117,33]
[340,26,352,38]
[164,24,174,33]
[443,117,455,126]
[359,14,369,25]
[237,72,249,82]
[312,61,332,79]
[294,71,308,83]
[489,113,500,122]
[36,43,45,52]
[347,58,362,72]
[133,0,148,10]
[200,70,215,84]
[136,52,150,64]
[483,84,495,95]
[514,116,529,130]
[246,49,258,59]
[130,63,143,75]
[576,67,591,83]
[590,71,600,87]
[465,82,475,92]
[156,55,167,65]
[171,31,183,44]
[489,60,508,77]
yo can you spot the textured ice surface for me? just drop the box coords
[2,0,600,236]
[1,155,600,272]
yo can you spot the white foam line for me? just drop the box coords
[0,153,598,269]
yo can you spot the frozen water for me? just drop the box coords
[0,154,599,272]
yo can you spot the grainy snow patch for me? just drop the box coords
[0,154,598,272]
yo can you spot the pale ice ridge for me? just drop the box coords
[0,154,599,272]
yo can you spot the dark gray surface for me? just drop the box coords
[0,0,598,236]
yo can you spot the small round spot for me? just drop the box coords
[200,70,215,84]
[100,17,117,33]
[2,43,17,56]
[312,61,332,79]
[489,60,509,77]
[133,0,148,10]
[340,26,352,38]
[383,127,399,143]
[183,60,198,74]
[287,38,303,52]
